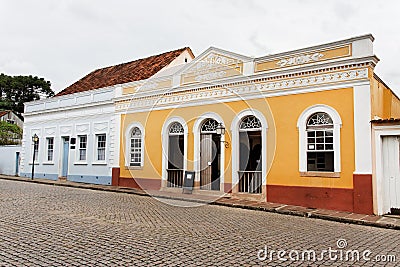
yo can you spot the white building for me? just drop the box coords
[0,145,21,176]
[0,110,23,129]
[20,47,193,184]
[20,87,117,184]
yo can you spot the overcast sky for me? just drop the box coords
[1,0,400,94]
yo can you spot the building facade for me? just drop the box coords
[113,34,400,215]
[20,87,118,183]
[21,35,400,215]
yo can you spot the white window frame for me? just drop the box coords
[45,137,54,163]
[94,133,107,163]
[125,122,145,168]
[297,105,342,175]
[30,135,40,165]
[77,135,88,163]
[129,127,142,167]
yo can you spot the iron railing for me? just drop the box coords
[167,169,184,188]
[238,171,262,193]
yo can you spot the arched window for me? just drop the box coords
[201,119,218,133]
[239,115,262,131]
[239,115,262,193]
[306,112,334,172]
[130,127,142,167]
[298,105,341,175]
[169,122,184,135]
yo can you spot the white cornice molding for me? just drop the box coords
[116,79,370,115]
[24,100,114,117]
[24,86,115,107]
[114,58,374,103]
[116,67,370,113]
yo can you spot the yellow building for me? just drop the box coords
[111,34,400,214]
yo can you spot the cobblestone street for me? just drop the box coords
[0,180,398,266]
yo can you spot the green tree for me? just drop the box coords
[0,121,22,145]
[0,73,54,117]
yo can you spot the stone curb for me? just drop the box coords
[1,175,399,230]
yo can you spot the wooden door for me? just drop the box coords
[200,134,213,190]
[382,136,400,214]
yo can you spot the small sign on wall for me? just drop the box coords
[70,137,76,149]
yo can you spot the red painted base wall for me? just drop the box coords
[267,174,374,214]
[111,168,374,214]
[353,174,373,214]
[267,185,354,212]
[111,168,161,190]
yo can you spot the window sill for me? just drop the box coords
[74,162,88,165]
[125,166,143,170]
[42,162,54,165]
[92,162,107,165]
[300,171,340,178]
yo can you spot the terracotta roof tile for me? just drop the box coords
[0,110,9,117]
[56,47,192,96]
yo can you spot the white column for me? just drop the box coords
[110,113,121,168]
[353,83,372,174]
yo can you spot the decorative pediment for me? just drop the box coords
[76,124,89,133]
[60,126,72,134]
[93,122,108,132]
[31,129,41,136]
[44,127,56,135]
[179,47,251,85]
[255,44,352,73]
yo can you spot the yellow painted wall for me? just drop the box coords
[119,97,275,184]
[267,88,355,189]
[120,88,355,189]
[371,75,400,119]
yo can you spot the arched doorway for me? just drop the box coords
[167,122,185,187]
[200,118,221,190]
[238,115,262,193]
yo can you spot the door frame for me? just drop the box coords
[193,112,225,192]
[199,132,221,190]
[61,136,70,177]
[161,117,188,188]
[381,136,400,214]
[230,109,268,195]
[373,125,400,215]
[15,151,20,176]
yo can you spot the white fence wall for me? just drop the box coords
[0,145,21,176]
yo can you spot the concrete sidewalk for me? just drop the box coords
[1,174,399,230]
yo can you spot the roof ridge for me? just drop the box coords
[55,47,192,97]
[91,47,190,73]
